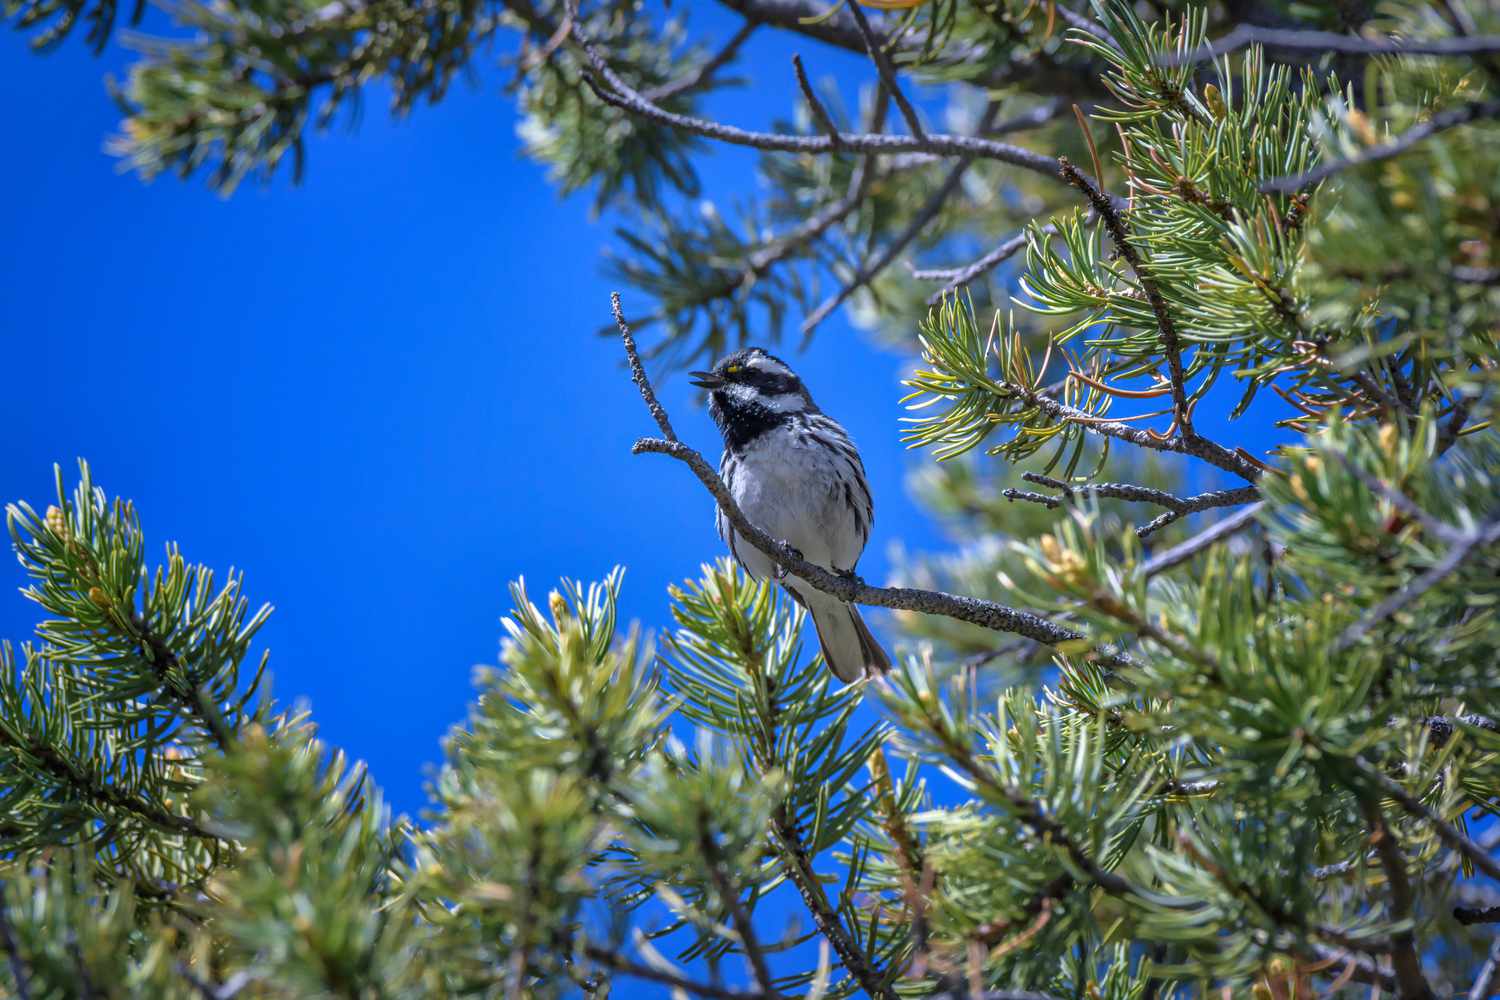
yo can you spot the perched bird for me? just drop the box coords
[690,347,891,682]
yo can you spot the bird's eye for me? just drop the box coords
[725,364,742,375]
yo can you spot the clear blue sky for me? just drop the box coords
[0,9,952,820]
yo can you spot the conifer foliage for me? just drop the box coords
[5,0,1500,996]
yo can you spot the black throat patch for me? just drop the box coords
[709,392,809,453]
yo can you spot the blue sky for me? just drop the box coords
[0,8,952,820]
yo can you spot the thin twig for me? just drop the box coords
[912,228,1038,304]
[646,20,759,102]
[1138,503,1266,579]
[613,291,676,442]
[1166,24,1500,66]
[1261,100,1500,194]
[802,152,976,335]
[844,0,925,139]
[792,54,842,147]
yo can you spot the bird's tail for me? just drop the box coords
[804,589,891,683]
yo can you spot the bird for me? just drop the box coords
[690,347,891,682]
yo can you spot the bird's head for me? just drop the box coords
[690,347,817,445]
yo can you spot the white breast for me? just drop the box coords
[719,422,868,580]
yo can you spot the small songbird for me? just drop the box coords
[691,347,891,682]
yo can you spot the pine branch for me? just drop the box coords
[1058,157,1194,437]
[1261,100,1500,194]
[0,725,217,841]
[771,815,896,1000]
[983,373,1265,482]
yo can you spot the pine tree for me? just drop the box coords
[4,0,1499,997]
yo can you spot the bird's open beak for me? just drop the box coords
[689,370,724,389]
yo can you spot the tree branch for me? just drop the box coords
[567,17,1073,188]
[1261,100,1500,194]
[1166,24,1500,66]
[1335,517,1500,651]
[1471,935,1500,999]
[645,19,758,102]
[1137,503,1267,579]
[1361,797,1434,1000]
[1348,753,1500,883]
[1001,472,1259,539]
[1059,157,1193,435]
[843,0,924,140]
[612,295,1116,654]
[583,943,779,999]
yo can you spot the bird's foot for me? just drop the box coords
[774,542,804,581]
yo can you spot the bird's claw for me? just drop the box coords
[774,542,804,581]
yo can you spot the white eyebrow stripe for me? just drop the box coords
[746,355,791,377]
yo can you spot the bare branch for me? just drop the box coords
[1166,24,1500,66]
[1002,472,1260,539]
[1348,753,1500,883]
[1454,905,1500,925]
[612,292,676,442]
[1138,503,1267,580]
[583,943,780,999]
[843,0,925,140]
[1361,797,1434,1000]
[1335,517,1500,651]
[646,19,758,102]
[791,54,842,147]
[801,148,979,335]
[912,229,1035,303]
[567,18,1072,187]
[1473,937,1500,1000]
[1261,100,1500,194]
